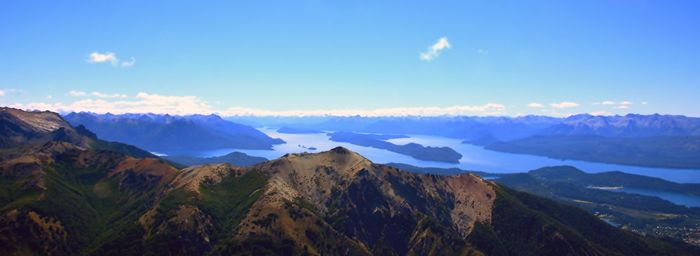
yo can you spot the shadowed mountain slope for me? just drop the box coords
[63,112,284,155]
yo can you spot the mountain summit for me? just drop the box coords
[1,109,696,255]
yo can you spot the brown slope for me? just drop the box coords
[0,109,179,255]
[164,147,495,255]
[134,146,494,255]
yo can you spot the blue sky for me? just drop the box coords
[1,1,699,116]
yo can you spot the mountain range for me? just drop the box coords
[251,114,700,169]
[59,112,700,169]
[253,114,700,140]
[0,108,697,255]
[540,114,700,137]
[63,112,284,156]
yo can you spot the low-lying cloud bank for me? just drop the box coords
[7,91,508,117]
[5,91,642,117]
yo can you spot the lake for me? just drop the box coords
[198,129,700,184]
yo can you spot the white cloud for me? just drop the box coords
[68,90,87,97]
[641,101,648,105]
[220,103,507,117]
[594,100,634,110]
[8,92,506,117]
[120,57,136,68]
[615,101,632,109]
[10,92,213,115]
[86,52,135,68]
[590,111,611,116]
[527,102,544,108]
[420,37,451,61]
[550,101,579,109]
[91,91,128,98]
[477,49,488,55]
[46,95,53,99]
[87,52,118,65]
[0,90,4,96]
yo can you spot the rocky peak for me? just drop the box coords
[1,107,71,133]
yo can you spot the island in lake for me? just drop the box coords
[297,144,318,151]
[164,151,267,167]
[328,131,462,163]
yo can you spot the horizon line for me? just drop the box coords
[3,106,694,119]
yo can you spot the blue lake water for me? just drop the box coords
[612,188,700,208]
[197,129,700,184]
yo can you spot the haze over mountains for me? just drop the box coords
[263,114,700,169]
[264,113,700,140]
[541,114,700,137]
[56,112,700,169]
[63,112,284,156]
[1,108,698,255]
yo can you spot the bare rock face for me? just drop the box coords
[130,147,495,255]
[0,108,70,133]
[0,108,91,148]
[168,163,244,194]
[255,148,375,211]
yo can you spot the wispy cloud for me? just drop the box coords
[527,102,544,108]
[68,90,87,97]
[120,57,136,68]
[70,90,128,98]
[590,111,611,116]
[0,90,5,96]
[616,101,632,109]
[550,101,579,109]
[477,49,488,55]
[91,91,128,98]
[594,100,633,110]
[420,37,451,61]
[86,52,135,68]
